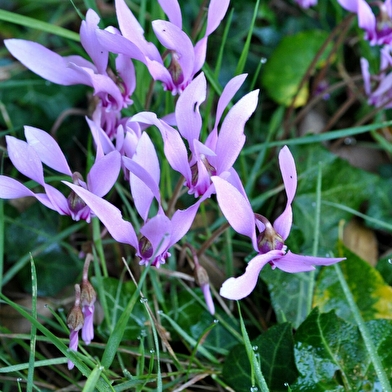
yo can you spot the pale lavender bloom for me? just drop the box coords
[338,0,392,45]
[0,126,121,222]
[212,146,345,300]
[133,72,259,197]
[63,132,212,267]
[361,45,392,108]
[4,9,135,137]
[295,0,317,8]
[96,0,230,94]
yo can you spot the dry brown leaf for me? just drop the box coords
[343,218,378,266]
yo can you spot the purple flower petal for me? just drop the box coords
[211,176,258,249]
[0,176,36,199]
[114,0,161,62]
[273,146,297,241]
[24,126,72,176]
[132,112,192,182]
[87,150,121,197]
[4,39,91,86]
[220,250,283,300]
[152,20,195,85]
[80,9,108,74]
[357,0,376,34]
[337,0,358,13]
[274,251,345,273]
[214,89,259,174]
[6,136,45,186]
[63,182,138,248]
[81,305,94,345]
[140,214,172,257]
[175,72,206,143]
[158,0,182,28]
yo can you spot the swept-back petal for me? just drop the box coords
[158,0,182,28]
[336,0,359,12]
[6,136,45,186]
[24,126,72,176]
[4,39,91,86]
[63,182,138,248]
[214,89,259,174]
[273,146,297,240]
[114,0,161,61]
[80,9,108,74]
[175,72,206,143]
[212,176,257,249]
[220,250,283,300]
[213,74,247,136]
[357,0,376,34]
[205,0,230,36]
[132,112,192,182]
[0,176,36,199]
[275,251,345,273]
[96,29,147,64]
[87,151,121,197]
[152,20,195,87]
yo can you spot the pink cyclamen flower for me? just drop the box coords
[0,126,121,222]
[338,0,392,45]
[63,132,213,267]
[67,284,84,370]
[295,0,317,8]
[133,72,259,197]
[361,45,392,108]
[96,0,229,94]
[212,146,345,300]
[4,9,135,137]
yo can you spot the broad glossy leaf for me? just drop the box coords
[292,308,392,391]
[167,288,240,352]
[292,144,378,252]
[94,277,148,340]
[261,30,333,107]
[5,203,79,296]
[314,247,392,323]
[222,323,298,391]
[261,265,313,328]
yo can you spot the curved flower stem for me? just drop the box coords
[334,263,392,392]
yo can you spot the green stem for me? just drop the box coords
[334,263,392,392]
[308,162,322,313]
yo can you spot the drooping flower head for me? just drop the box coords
[133,72,259,198]
[0,126,121,222]
[212,146,345,300]
[5,9,136,137]
[97,0,230,94]
[338,0,392,45]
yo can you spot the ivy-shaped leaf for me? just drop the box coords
[261,265,312,328]
[314,247,392,323]
[222,323,298,391]
[292,308,392,391]
[94,277,148,341]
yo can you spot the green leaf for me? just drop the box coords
[0,9,80,41]
[314,247,392,323]
[292,308,392,391]
[222,323,298,391]
[5,204,80,296]
[292,143,378,252]
[261,30,333,107]
[167,289,239,352]
[261,265,313,328]
[94,277,149,341]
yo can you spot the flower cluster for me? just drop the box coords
[2,0,344,369]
